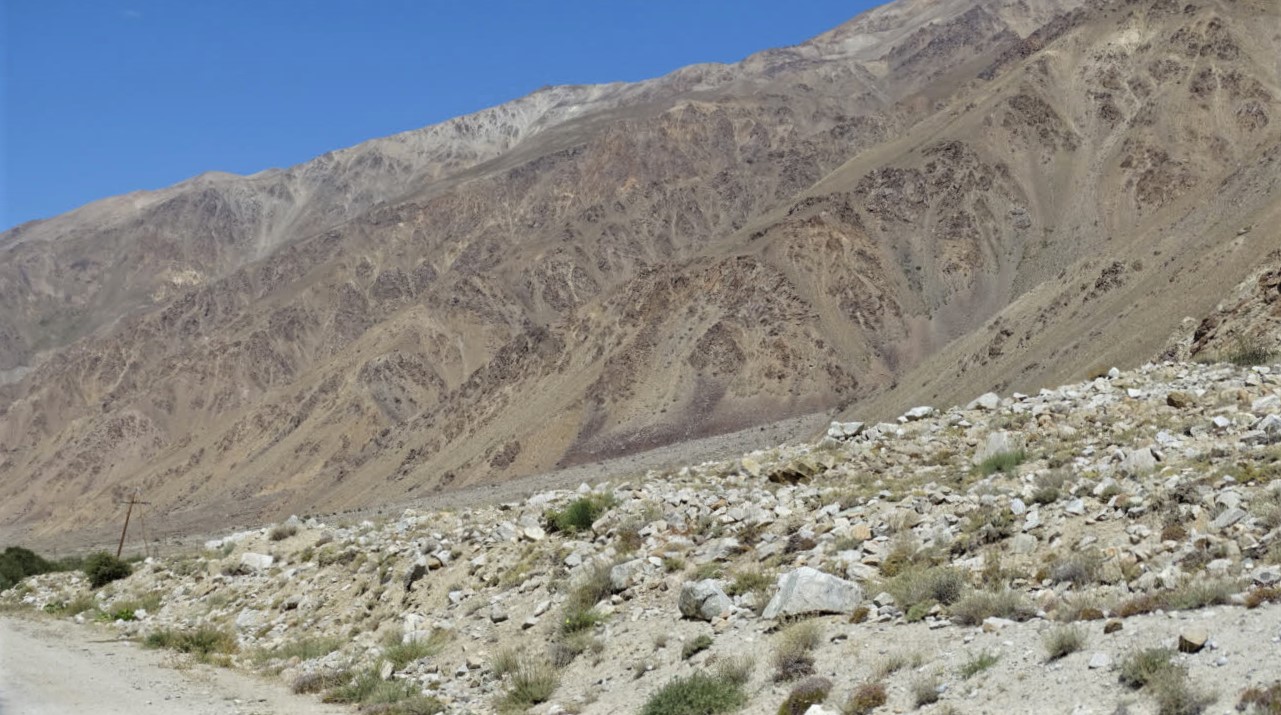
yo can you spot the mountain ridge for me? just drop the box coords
[3,0,1279,548]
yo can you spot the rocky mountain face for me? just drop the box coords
[2,0,1280,546]
[7,361,1281,714]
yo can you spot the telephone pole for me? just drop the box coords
[115,492,151,559]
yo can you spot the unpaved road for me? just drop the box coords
[0,616,348,715]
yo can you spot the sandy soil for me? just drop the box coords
[0,615,347,715]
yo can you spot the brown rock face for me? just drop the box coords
[2,0,1280,546]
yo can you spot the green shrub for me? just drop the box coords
[323,668,420,706]
[143,626,237,663]
[884,565,967,615]
[779,676,832,715]
[291,669,350,694]
[497,658,559,712]
[639,670,749,715]
[682,634,713,660]
[1118,648,1213,715]
[1239,682,1281,714]
[976,450,1027,476]
[490,647,522,678]
[257,635,344,663]
[560,561,614,636]
[82,552,133,589]
[1149,667,1214,715]
[958,650,1000,679]
[269,524,298,541]
[772,621,822,682]
[910,673,941,707]
[1119,648,1178,689]
[1224,336,1275,367]
[1043,625,1085,661]
[843,682,887,715]
[949,589,1035,625]
[382,629,451,670]
[0,547,55,591]
[544,494,615,534]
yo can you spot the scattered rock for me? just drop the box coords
[1179,627,1209,654]
[679,580,733,622]
[762,567,862,619]
[238,553,273,572]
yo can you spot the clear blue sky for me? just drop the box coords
[0,1,884,230]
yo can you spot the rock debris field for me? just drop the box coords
[7,361,1281,714]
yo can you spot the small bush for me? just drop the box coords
[1149,667,1214,715]
[1049,550,1102,586]
[779,676,832,715]
[544,494,615,534]
[874,651,923,679]
[1043,625,1085,661]
[715,655,755,687]
[1119,648,1178,689]
[884,566,967,614]
[843,682,888,715]
[1115,580,1239,618]
[490,647,522,678]
[1240,682,1281,714]
[772,621,822,682]
[144,626,237,663]
[269,524,298,541]
[726,569,773,597]
[0,546,65,591]
[682,634,713,660]
[958,650,1000,679]
[550,631,602,669]
[640,670,748,715]
[259,635,344,663]
[324,668,419,706]
[383,629,450,670]
[950,589,1034,625]
[82,552,133,589]
[910,673,941,707]
[1224,336,1275,367]
[291,669,349,694]
[976,450,1027,477]
[498,658,559,712]
[560,561,613,635]
[1246,586,1281,609]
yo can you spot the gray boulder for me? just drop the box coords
[826,421,865,440]
[974,431,1025,465]
[762,567,862,619]
[679,580,733,621]
[609,559,646,592]
[239,553,274,572]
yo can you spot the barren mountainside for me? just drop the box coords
[1,0,1279,546]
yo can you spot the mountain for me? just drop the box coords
[2,0,1278,546]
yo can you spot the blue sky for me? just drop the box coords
[1,1,884,230]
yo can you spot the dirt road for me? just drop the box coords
[0,615,348,715]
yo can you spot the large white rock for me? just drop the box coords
[901,406,935,422]
[762,567,862,619]
[1118,447,1158,476]
[239,553,274,572]
[678,580,733,621]
[826,421,865,440]
[609,559,646,592]
[967,392,1002,411]
[974,431,1025,465]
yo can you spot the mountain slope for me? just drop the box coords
[2,0,1279,546]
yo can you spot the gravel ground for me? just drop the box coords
[0,615,347,715]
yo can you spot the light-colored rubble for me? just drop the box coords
[7,361,1281,713]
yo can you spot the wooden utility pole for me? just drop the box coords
[115,493,151,558]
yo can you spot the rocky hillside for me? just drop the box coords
[2,0,1280,547]
[7,360,1281,714]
